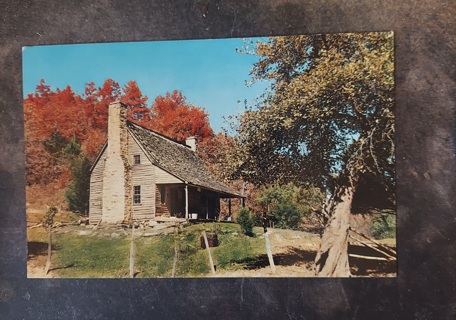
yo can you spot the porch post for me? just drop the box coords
[185,183,189,220]
[216,193,220,221]
[228,198,232,217]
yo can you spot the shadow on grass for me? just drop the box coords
[27,241,48,258]
[232,244,396,276]
[49,263,75,272]
[234,247,317,270]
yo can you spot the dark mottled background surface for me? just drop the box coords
[0,1,455,319]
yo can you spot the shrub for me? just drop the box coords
[270,202,302,229]
[250,212,263,227]
[236,208,254,236]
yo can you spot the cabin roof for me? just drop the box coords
[125,121,243,198]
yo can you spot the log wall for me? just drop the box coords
[155,166,182,184]
[128,133,155,221]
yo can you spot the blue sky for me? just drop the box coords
[22,38,270,132]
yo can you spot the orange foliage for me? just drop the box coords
[25,79,124,185]
[24,81,229,190]
[24,81,87,185]
[121,80,152,128]
[150,90,214,142]
[25,83,87,142]
[82,79,122,159]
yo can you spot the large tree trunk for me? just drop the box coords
[315,182,356,277]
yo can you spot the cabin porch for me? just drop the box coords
[155,183,241,220]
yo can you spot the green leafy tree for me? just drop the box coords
[369,211,396,239]
[255,183,325,229]
[270,202,301,229]
[65,154,91,214]
[231,32,395,276]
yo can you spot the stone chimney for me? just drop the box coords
[185,136,198,152]
[102,101,131,224]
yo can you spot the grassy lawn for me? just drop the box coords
[28,222,267,278]
[55,234,130,277]
[136,223,265,277]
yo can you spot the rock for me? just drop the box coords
[111,232,121,238]
[78,230,92,236]
[153,224,173,230]
[79,217,90,225]
[143,232,161,237]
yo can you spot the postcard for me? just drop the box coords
[24,32,395,278]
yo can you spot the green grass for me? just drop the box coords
[54,233,130,277]
[135,223,265,277]
[28,222,268,278]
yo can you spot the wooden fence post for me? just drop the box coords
[172,242,179,277]
[44,225,52,275]
[129,224,135,278]
[262,211,276,273]
[202,231,216,274]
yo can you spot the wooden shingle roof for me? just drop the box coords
[127,121,243,198]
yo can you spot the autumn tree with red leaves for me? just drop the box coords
[121,80,151,127]
[24,81,87,185]
[83,79,122,159]
[24,80,238,215]
[149,90,230,176]
[150,90,214,143]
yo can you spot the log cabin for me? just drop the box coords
[89,101,243,224]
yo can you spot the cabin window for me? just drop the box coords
[134,186,141,204]
[134,155,141,165]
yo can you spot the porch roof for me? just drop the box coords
[127,121,244,198]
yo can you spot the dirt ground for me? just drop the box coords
[208,228,321,278]
[28,248,52,278]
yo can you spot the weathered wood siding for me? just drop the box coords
[89,148,107,224]
[90,130,224,223]
[129,133,155,220]
[155,166,182,184]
